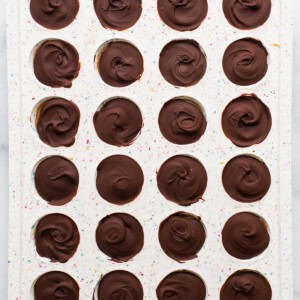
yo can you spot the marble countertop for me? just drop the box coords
[0,1,299,298]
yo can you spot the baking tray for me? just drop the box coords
[7,0,293,299]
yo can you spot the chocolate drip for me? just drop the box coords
[157,155,207,206]
[158,0,208,31]
[93,97,143,146]
[33,39,80,88]
[222,38,268,86]
[98,41,144,87]
[222,212,270,259]
[96,155,144,205]
[35,213,80,263]
[36,98,80,147]
[35,156,79,205]
[222,155,271,203]
[159,212,206,261]
[220,270,272,300]
[30,0,79,30]
[96,213,144,262]
[159,39,206,87]
[222,94,271,147]
[94,0,142,30]
[159,97,206,145]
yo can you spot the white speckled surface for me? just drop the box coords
[0,0,298,299]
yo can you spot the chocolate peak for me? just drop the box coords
[159,39,207,87]
[223,0,271,29]
[221,94,272,147]
[156,270,206,300]
[96,213,144,262]
[30,0,79,30]
[93,97,143,146]
[157,155,207,206]
[158,97,207,145]
[222,38,268,86]
[222,212,270,259]
[222,155,271,203]
[98,40,144,87]
[33,39,80,88]
[159,212,206,262]
[34,271,79,300]
[220,270,272,300]
[97,270,143,300]
[35,213,80,263]
[94,0,142,30]
[96,155,144,205]
[34,156,79,206]
[36,98,80,147]
[158,0,208,31]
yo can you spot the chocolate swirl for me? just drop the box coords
[36,98,80,147]
[35,156,79,206]
[97,270,143,300]
[222,38,268,86]
[222,94,272,147]
[159,212,206,262]
[222,212,270,259]
[159,97,207,145]
[222,155,271,203]
[98,41,144,87]
[220,270,272,300]
[96,155,144,205]
[94,0,142,30]
[30,0,79,30]
[34,271,79,300]
[35,213,80,263]
[93,97,143,146]
[33,39,80,88]
[223,0,271,30]
[156,271,206,300]
[158,0,208,31]
[96,213,144,262]
[157,155,207,206]
[159,39,207,87]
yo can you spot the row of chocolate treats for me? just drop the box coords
[30,0,271,31]
[33,38,269,88]
[34,268,271,299]
[33,94,271,148]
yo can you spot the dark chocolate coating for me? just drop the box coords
[36,98,80,147]
[223,0,271,30]
[97,270,143,300]
[34,271,79,300]
[94,0,142,30]
[222,38,268,86]
[159,39,206,87]
[96,155,144,205]
[158,0,208,31]
[157,155,207,206]
[159,212,205,262]
[220,270,272,300]
[35,156,79,205]
[30,0,79,30]
[222,155,271,203]
[96,213,144,262]
[159,97,207,145]
[222,212,270,259]
[93,97,143,146]
[156,271,206,300]
[98,41,144,87]
[33,39,80,88]
[221,94,271,147]
[35,213,80,263]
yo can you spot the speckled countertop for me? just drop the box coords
[0,0,299,299]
